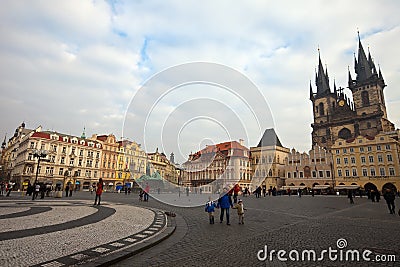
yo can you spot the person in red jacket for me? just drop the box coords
[94,178,103,205]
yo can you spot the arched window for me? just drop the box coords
[338,128,352,140]
[318,103,324,116]
[361,91,370,106]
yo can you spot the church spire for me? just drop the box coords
[1,134,6,149]
[81,127,86,139]
[315,49,331,97]
[309,80,314,100]
[355,32,373,83]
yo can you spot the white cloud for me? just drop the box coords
[1,0,399,160]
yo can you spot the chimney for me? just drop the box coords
[239,139,244,146]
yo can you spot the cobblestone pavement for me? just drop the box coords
[89,191,400,267]
[0,193,172,267]
[2,192,399,267]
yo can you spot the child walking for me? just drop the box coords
[233,199,246,224]
[205,197,217,224]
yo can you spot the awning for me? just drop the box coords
[313,185,330,190]
[281,186,307,190]
[335,185,360,190]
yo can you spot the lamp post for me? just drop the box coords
[32,149,48,200]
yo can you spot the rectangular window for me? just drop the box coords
[385,144,391,150]
[389,167,395,176]
[377,154,383,162]
[312,171,316,178]
[336,158,341,164]
[351,157,356,164]
[287,172,291,178]
[338,169,342,177]
[336,149,340,154]
[362,168,368,176]
[377,145,381,151]
[349,148,354,153]
[360,147,364,152]
[370,168,376,176]
[60,157,65,164]
[70,159,74,165]
[361,156,366,164]
[59,168,64,176]
[387,154,393,162]
[30,142,35,149]
[326,170,331,177]
[78,159,82,166]
[80,150,84,156]
[293,172,297,178]
[367,146,372,152]
[94,171,97,178]
[319,170,323,178]
[299,172,303,178]
[368,156,374,163]
[352,169,357,176]
[345,169,350,177]
[379,167,385,176]
[344,157,348,164]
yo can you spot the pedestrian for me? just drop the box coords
[370,190,376,202]
[262,185,267,197]
[139,189,144,201]
[217,188,233,225]
[383,188,396,214]
[186,186,189,196]
[32,183,40,200]
[232,199,246,224]
[94,178,103,205]
[144,183,150,202]
[6,183,12,197]
[233,184,241,203]
[69,185,73,197]
[298,188,302,198]
[311,189,315,197]
[205,197,217,224]
[90,185,94,194]
[288,188,291,196]
[375,190,381,202]
[348,189,354,204]
[65,184,70,197]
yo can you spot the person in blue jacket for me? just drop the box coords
[205,196,217,224]
[217,187,233,225]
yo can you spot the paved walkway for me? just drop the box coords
[0,194,175,267]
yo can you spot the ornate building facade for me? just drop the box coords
[250,129,289,191]
[182,140,251,193]
[310,36,395,149]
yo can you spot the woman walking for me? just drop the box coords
[94,178,103,205]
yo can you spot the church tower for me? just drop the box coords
[348,34,394,136]
[310,33,395,149]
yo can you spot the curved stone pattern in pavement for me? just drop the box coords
[0,200,166,267]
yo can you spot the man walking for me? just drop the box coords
[217,188,233,225]
[383,188,395,214]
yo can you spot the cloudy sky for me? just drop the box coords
[1,0,399,163]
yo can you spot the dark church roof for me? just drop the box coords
[256,128,283,147]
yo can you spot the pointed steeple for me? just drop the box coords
[309,80,314,100]
[333,79,337,95]
[315,49,331,97]
[355,32,373,82]
[1,134,6,149]
[348,65,353,88]
[81,127,86,139]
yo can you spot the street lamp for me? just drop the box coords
[32,149,48,185]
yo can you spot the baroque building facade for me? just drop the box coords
[182,140,251,193]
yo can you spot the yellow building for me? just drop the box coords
[331,131,400,192]
[147,148,178,185]
[250,129,289,191]
[116,139,147,189]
